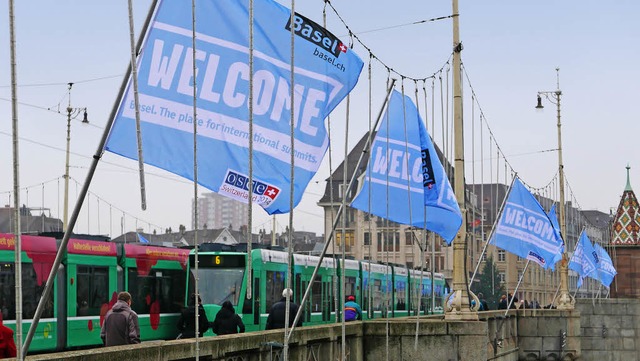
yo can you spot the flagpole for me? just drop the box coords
[504,260,530,316]
[285,79,397,343]
[21,0,159,354]
[469,176,517,287]
[8,0,24,358]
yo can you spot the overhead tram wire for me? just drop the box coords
[0,73,123,88]
[0,97,103,130]
[324,0,454,82]
[339,14,455,37]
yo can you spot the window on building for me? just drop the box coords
[335,231,354,248]
[394,232,400,251]
[499,272,506,283]
[517,256,522,262]
[498,250,506,262]
[364,232,371,246]
[481,252,487,262]
[405,231,413,245]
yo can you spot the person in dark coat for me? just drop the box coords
[0,313,16,358]
[497,294,508,310]
[265,288,302,330]
[477,292,489,311]
[508,293,519,309]
[101,291,141,346]
[211,301,245,335]
[177,293,210,338]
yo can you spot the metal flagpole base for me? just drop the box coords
[556,291,575,310]
[444,289,479,321]
[556,258,575,310]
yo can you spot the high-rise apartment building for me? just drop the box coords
[192,192,248,230]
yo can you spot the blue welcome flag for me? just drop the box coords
[137,233,150,244]
[568,231,598,288]
[350,90,462,243]
[105,0,364,214]
[593,243,617,287]
[489,178,564,269]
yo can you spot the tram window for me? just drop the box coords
[311,277,322,313]
[189,267,245,307]
[265,271,285,311]
[128,269,185,314]
[0,263,53,320]
[362,276,369,312]
[373,279,382,311]
[77,266,109,316]
[344,276,356,298]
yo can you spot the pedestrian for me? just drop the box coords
[177,293,209,338]
[100,291,140,346]
[477,292,489,311]
[343,295,362,321]
[211,300,245,335]
[0,313,16,358]
[265,288,302,330]
[508,293,519,309]
[498,294,507,310]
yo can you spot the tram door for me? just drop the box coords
[321,276,333,322]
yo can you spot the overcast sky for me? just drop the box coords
[1,1,638,237]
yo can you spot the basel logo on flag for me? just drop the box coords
[421,148,436,189]
[220,170,281,207]
[285,12,345,58]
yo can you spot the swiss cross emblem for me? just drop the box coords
[265,186,280,199]
[339,43,348,53]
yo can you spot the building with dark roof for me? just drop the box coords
[611,165,640,298]
[0,205,63,234]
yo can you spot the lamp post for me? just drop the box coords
[445,0,478,320]
[536,68,573,310]
[63,82,89,232]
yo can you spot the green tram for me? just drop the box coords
[0,232,189,352]
[188,245,448,334]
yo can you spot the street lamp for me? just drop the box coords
[536,68,573,310]
[63,82,89,232]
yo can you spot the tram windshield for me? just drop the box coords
[188,254,245,306]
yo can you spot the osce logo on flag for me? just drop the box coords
[220,170,281,207]
[528,250,546,266]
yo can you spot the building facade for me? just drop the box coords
[192,192,248,231]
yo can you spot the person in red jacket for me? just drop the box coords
[0,313,17,358]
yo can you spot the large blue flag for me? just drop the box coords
[593,243,617,288]
[568,231,598,288]
[350,90,462,243]
[489,178,564,269]
[105,0,363,214]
